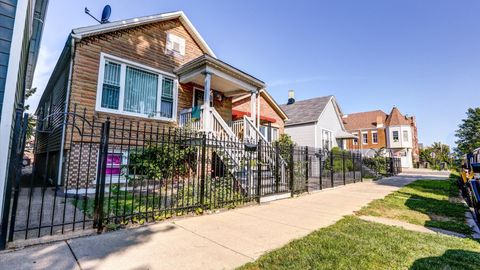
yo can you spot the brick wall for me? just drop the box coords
[68,19,208,132]
[232,94,285,134]
[346,128,387,150]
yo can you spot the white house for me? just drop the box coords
[385,107,415,168]
[279,91,355,149]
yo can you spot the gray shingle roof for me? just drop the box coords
[280,96,333,126]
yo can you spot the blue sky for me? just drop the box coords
[28,0,480,147]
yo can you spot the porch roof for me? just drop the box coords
[175,54,265,96]
[232,109,277,123]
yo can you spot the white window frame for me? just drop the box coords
[96,53,178,122]
[166,33,186,56]
[322,128,333,150]
[393,131,399,142]
[403,130,409,142]
[362,132,368,145]
[372,131,378,144]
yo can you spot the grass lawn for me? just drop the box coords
[356,177,471,235]
[239,216,480,270]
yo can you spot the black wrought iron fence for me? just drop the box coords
[362,156,402,178]
[1,108,373,248]
[287,146,363,194]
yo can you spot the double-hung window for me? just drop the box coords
[362,132,368,144]
[97,53,177,120]
[403,130,409,142]
[372,131,378,144]
[393,131,399,142]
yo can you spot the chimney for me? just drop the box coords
[376,115,383,128]
[287,90,295,105]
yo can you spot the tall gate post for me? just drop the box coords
[289,145,294,196]
[342,152,346,185]
[256,140,262,203]
[305,146,309,192]
[275,142,280,193]
[319,150,323,190]
[0,108,24,249]
[360,154,363,182]
[93,120,110,233]
[200,133,207,206]
[330,150,334,188]
[352,153,356,183]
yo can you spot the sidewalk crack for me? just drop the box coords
[65,240,83,270]
[175,223,255,260]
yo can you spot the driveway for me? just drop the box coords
[0,171,449,270]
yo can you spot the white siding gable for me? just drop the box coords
[316,98,346,149]
[284,123,316,147]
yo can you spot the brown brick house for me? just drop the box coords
[232,89,288,142]
[343,107,419,168]
[343,110,388,154]
[35,11,278,189]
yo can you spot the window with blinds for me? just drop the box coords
[101,61,121,109]
[160,78,174,118]
[97,54,177,120]
[124,66,158,115]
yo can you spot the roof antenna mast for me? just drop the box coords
[84,5,112,24]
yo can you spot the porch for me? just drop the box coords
[175,54,265,142]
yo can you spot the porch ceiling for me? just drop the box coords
[175,54,265,97]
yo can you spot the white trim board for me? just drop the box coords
[0,0,30,219]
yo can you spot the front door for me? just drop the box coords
[193,88,212,107]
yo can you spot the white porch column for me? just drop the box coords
[203,72,212,132]
[250,91,257,127]
[257,90,260,128]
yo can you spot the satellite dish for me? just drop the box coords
[100,5,111,23]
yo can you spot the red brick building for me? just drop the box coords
[343,107,419,168]
[232,90,288,142]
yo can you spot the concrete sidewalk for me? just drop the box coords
[0,173,448,270]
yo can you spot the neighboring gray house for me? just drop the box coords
[279,91,354,149]
[0,0,48,236]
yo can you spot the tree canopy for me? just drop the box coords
[455,107,480,155]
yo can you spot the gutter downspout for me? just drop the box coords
[56,36,76,185]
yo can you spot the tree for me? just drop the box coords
[455,107,480,156]
[24,87,37,140]
[419,142,453,170]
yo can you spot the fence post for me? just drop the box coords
[352,152,356,183]
[289,145,294,196]
[257,140,262,203]
[0,108,24,249]
[342,152,346,185]
[330,150,334,188]
[305,146,309,192]
[93,120,110,233]
[200,133,207,206]
[360,154,363,182]
[319,150,323,190]
[275,142,280,193]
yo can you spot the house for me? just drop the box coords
[34,11,279,190]
[343,107,419,168]
[279,91,355,149]
[0,0,48,241]
[232,89,288,142]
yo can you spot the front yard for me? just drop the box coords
[239,176,480,269]
[239,216,480,270]
[356,175,471,235]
